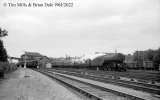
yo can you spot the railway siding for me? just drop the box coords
[49,69,160,95]
[38,69,160,100]
[55,68,160,83]
[40,70,129,100]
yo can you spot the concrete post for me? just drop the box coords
[24,52,27,68]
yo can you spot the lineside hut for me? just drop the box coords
[39,56,49,69]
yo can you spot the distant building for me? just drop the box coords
[39,56,49,69]
[19,52,43,68]
[124,54,133,63]
[21,52,43,61]
[45,63,52,68]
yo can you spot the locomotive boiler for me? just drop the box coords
[78,53,127,71]
[100,53,127,71]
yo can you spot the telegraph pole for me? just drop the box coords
[24,52,27,68]
[22,50,27,68]
[137,49,139,67]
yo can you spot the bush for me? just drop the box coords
[0,62,17,78]
[0,69,4,78]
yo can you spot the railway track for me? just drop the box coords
[58,68,160,82]
[45,68,160,96]
[96,71,160,82]
[34,69,160,100]
[36,69,130,100]
[98,70,160,82]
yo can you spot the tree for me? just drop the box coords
[0,27,8,62]
[133,49,155,62]
[132,51,144,62]
[0,28,8,37]
[146,49,155,61]
[153,48,160,70]
[132,48,160,70]
[0,40,8,62]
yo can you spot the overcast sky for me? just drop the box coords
[0,0,160,58]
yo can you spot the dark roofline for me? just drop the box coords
[21,52,43,57]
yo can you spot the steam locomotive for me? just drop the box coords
[52,53,127,71]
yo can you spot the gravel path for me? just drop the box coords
[0,68,83,100]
